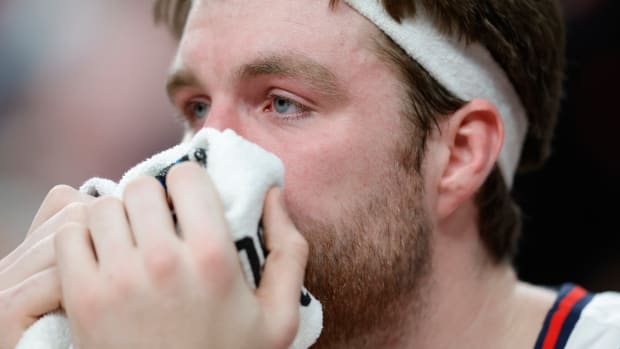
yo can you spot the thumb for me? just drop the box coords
[256,188,309,345]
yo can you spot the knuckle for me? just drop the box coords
[61,202,88,224]
[28,203,87,245]
[110,272,138,298]
[56,221,86,235]
[143,245,179,285]
[55,221,87,245]
[29,185,81,237]
[193,243,235,287]
[45,185,78,207]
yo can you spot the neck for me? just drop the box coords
[363,201,555,349]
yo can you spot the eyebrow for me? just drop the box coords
[166,68,201,100]
[166,54,348,103]
[235,54,348,102]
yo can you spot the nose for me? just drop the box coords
[200,99,264,147]
[201,100,244,134]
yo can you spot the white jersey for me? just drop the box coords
[534,284,620,349]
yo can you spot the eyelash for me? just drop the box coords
[264,94,312,121]
[176,97,210,130]
[175,92,313,130]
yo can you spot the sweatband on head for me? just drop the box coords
[344,0,528,188]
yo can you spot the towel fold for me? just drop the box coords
[17,128,323,349]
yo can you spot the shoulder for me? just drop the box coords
[565,290,620,349]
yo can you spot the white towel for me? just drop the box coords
[17,128,323,349]
[343,0,528,187]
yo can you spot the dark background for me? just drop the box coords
[515,0,620,291]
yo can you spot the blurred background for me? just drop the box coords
[0,0,618,290]
[0,0,182,257]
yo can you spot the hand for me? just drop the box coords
[56,162,309,349]
[0,185,93,349]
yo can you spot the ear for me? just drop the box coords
[435,99,504,219]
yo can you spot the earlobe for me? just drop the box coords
[435,99,504,219]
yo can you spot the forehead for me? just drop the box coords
[178,0,382,78]
[186,0,368,35]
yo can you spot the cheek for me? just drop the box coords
[282,153,340,221]
[241,123,401,227]
[274,136,391,226]
[279,142,342,215]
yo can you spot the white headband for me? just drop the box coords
[344,0,528,187]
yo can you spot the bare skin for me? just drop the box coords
[0,1,557,348]
[0,186,93,349]
[54,170,308,349]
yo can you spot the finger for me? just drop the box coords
[28,185,94,236]
[166,162,232,248]
[0,234,54,290]
[256,188,308,330]
[55,222,97,294]
[0,186,87,274]
[0,267,62,330]
[0,202,88,275]
[0,267,61,349]
[87,196,135,264]
[123,176,179,249]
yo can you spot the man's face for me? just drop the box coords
[171,0,432,345]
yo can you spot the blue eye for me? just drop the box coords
[191,101,209,119]
[273,96,303,114]
[184,99,210,122]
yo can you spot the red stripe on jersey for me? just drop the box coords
[541,286,587,349]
